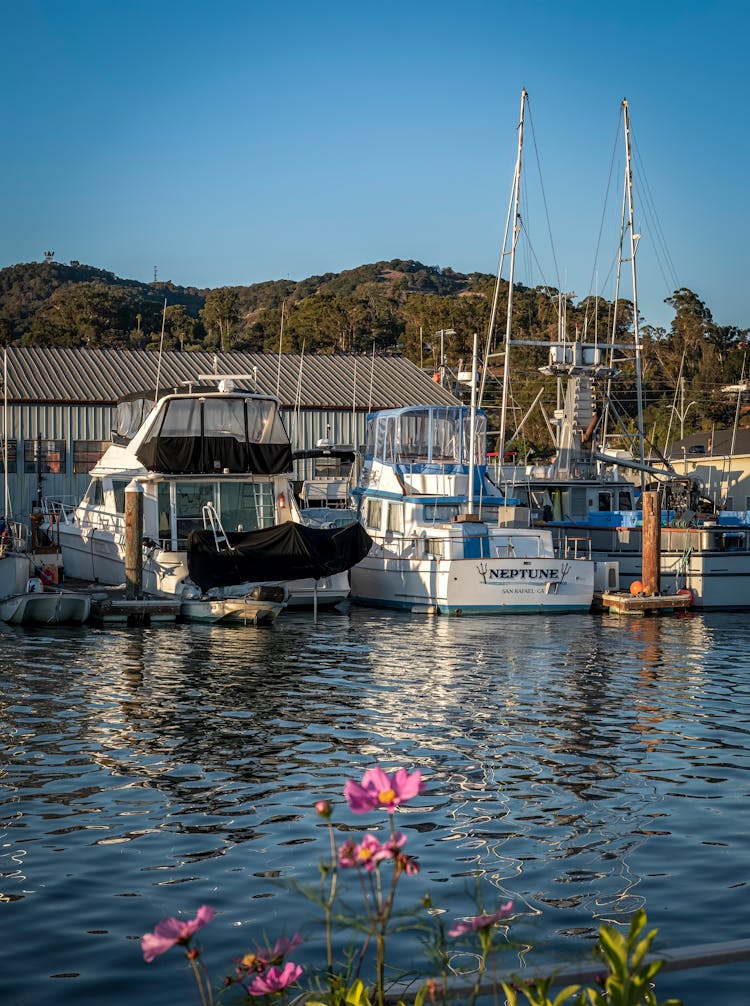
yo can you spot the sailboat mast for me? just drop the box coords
[467,331,479,515]
[623,99,646,476]
[498,88,527,460]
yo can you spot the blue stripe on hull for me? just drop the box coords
[350,596,590,615]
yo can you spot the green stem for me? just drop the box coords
[187,954,214,1006]
[324,820,338,972]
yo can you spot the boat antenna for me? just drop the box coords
[154,297,167,404]
[275,299,285,398]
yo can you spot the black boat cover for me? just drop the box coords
[186,520,372,591]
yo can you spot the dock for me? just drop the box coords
[60,578,181,625]
[599,589,693,615]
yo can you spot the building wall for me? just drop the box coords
[2,401,370,519]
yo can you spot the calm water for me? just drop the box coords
[1,608,748,1005]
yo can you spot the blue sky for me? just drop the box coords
[2,0,747,332]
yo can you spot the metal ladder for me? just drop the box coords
[202,502,232,551]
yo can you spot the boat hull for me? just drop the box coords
[179,597,284,624]
[350,555,594,614]
[552,523,750,609]
[0,590,91,625]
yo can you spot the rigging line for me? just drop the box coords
[525,96,561,291]
[631,137,680,291]
[584,111,623,328]
[662,349,685,453]
[478,128,519,407]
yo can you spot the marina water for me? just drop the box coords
[1,608,748,1005]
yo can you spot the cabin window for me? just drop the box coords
[157,482,172,542]
[424,537,443,559]
[424,503,458,522]
[725,495,734,510]
[217,480,275,532]
[618,490,633,509]
[173,482,217,542]
[85,478,104,506]
[598,492,612,512]
[203,399,246,440]
[112,479,131,515]
[386,502,404,533]
[0,439,17,473]
[364,498,382,531]
[159,399,203,437]
[74,440,111,473]
[24,439,66,474]
[718,531,744,551]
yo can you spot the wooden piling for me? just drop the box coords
[641,489,661,596]
[125,480,144,600]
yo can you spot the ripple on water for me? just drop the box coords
[0,611,748,1004]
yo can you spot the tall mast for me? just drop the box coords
[623,98,646,477]
[497,88,527,460]
[467,331,479,515]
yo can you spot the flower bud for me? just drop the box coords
[315,800,332,819]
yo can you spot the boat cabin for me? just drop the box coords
[69,387,297,551]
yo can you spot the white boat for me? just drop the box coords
[45,377,370,623]
[348,403,596,614]
[0,549,90,625]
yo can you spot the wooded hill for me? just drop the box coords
[0,257,747,451]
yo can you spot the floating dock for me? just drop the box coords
[599,590,693,616]
[60,578,181,625]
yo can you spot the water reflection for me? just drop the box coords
[0,611,747,1005]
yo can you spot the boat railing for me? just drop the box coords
[44,496,81,525]
[366,530,549,560]
[45,496,127,537]
[563,534,593,560]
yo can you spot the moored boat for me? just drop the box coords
[349,404,596,614]
[44,377,370,623]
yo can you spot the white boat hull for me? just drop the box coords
[179,597,284,624]
[55,521,343,616]
[284,572,350,609]
[0,590,90,626]
[350,554,594,614]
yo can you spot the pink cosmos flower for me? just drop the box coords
[141,905,216,962]
[246,961,303,996]
[338,832,407,871]
[448,902,514,937]
[344,765,424,814]
[236,933,303,978]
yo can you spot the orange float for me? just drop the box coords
[629,580,644,595]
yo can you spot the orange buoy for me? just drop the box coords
[630,580,643,595]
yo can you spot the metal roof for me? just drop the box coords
[667,427,750,458]
[2,347,459,411]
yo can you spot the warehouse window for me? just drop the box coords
[0,439,17,473]
[24,439,67,474]
[73,440,111,473]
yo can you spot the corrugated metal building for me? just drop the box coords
[0,347,459,515]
